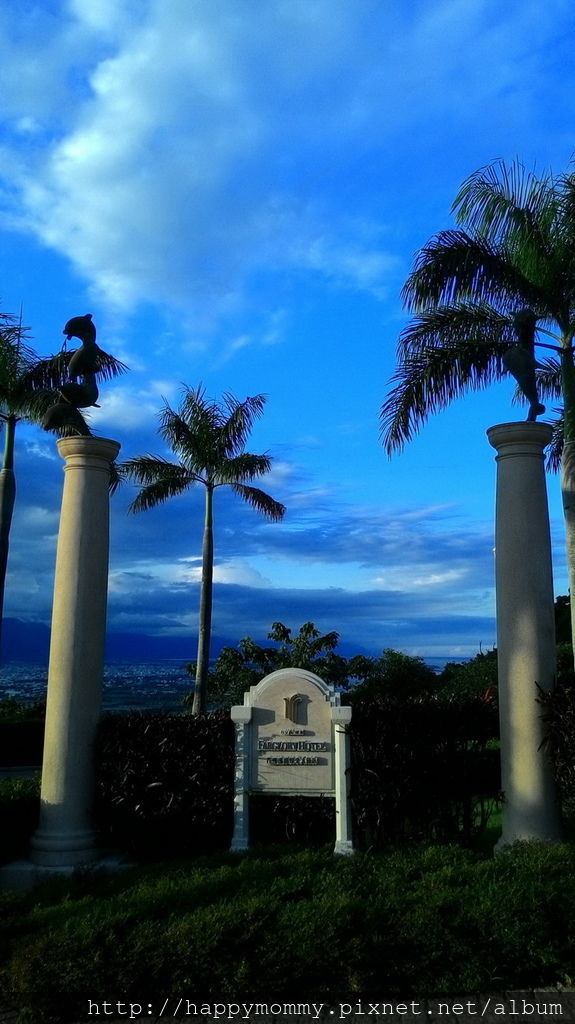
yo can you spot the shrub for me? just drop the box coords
[539,676,575,812]
[2,842,575,1021]
[350,691,500,848]
[94,710,235,858]
[0,699,45,767]
[95,687,500,859]
[0,776,40,864]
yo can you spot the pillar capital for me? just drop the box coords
[487,421,553,456]
[57,435,120,466]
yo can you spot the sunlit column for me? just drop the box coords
[487,421,561,849]
[332,705,353,855]
[30,435,120,867]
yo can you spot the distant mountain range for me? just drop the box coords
[0,617,374,664]
[1,618,216,664]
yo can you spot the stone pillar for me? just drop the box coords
[30,436,120,867]
[230,706,252,851]
[487,421,561,848]
[332,705,353,855]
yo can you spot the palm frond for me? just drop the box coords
[218,392,267,456]
[401,231,550,314]
[452,160,571,314]
[229,483,286,521]
[18,348,128,394]
[452,159,559,247]
[127,477,194,513]
[397,302,512,360]
[381,337,506,454]
[109,462,122,495]
[214,452,273,485]
[546,411,565,472]
[535,357,563,401]
[119,454,197,488]
[14,388,91,434]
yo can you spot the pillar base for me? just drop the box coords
[29,826,98,868]
[0,855,132,893]
[230,837,249,852]
[495,822,563,853]
[334,839,354,856]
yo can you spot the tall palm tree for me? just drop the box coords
[380,159,575,641]
[0,311,127,657]
[120,385,286,714]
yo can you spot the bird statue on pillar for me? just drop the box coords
[43,314,103,435]
[63,314,102,379]
[502,308,546,421]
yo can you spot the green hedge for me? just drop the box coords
[94,709,235,858]
[539,677,575,813]
[0,691,501,861]
[92,692,500,859]
[0,720,44,766]
[1,843,575,1021]
[350,692,500,847]
[0,777,40,864]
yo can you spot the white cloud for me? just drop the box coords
[0,0,569,323]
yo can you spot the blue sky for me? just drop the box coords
[0,0,574,662]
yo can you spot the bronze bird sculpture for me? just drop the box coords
[502,308,546,421]
[63,313,102,379]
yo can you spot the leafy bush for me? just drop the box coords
[95,684,500,859]
[539,677,575,813]
[2,842,575,1021]
[437,648,498,699]
[349,647,439,701]
[0,720,44,767]
[94,710,235,858]
[185,621,351,709]
[0,776,40,864]
[350,691,500,847]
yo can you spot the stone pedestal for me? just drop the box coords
[487,422,562,848]
[30,436,120,868]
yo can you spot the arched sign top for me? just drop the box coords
[244,667,339,707]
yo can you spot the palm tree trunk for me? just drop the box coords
[192,484,214,715]
[560,345,575,659]
[0,416,17,662]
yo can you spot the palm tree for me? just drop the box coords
[120,385,286,714]
[381,159,575,641]
[0,311,127,657]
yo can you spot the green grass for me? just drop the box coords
[1,841,575,1021]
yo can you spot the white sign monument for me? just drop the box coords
[231,668,353,855]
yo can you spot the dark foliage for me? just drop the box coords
[249,794,335,846]
[0,716,44,768]
[437,648,498,699]
[0,777,39,864]
[93,686,500,859]
[350,691,500,848]
[94,710,235,859]
[555,594,572,645]
[539,679,575,813]
[3,843,575,1020]
[185,621,351,709]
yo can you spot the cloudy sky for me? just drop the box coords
[0,0,573,663]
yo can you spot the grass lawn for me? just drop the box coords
[1,840,575,1022]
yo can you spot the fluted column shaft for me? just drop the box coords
[487,422,561,848]
[31,436,120,867]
